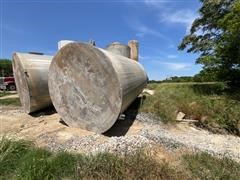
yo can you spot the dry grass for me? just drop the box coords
[0,138,187,179]
[1,138,239,179]
[141,82,240,136]
[0,91,11,97]
[0,98,21,106]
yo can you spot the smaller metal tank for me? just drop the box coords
[12,52,53,113]
[106,42,131,58]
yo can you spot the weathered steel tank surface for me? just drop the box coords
[106,42,131,58]
[128,40,139,61]
[48,42,148,133]
[12,52,53,113]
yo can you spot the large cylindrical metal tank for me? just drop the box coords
[12,52,53,113]
[106,42,131,58]
[48,42,148,133]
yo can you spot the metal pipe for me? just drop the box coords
[12,52,53,113]
[48,42,148,133]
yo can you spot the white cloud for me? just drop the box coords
[135,23,163,38]
[143,1,198,33]
[125,17,170,41]
[161,62,192,70]
[144,0,165,7]
[139,54,151,60]
[168,44,175,49]
[149,59,192,70]
[167,54,178,59]
[160,9,197,33]
[161,10,196,25]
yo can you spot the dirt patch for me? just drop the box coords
[1,105,240,162]
[0,106,145,151]
[0,93,19,100]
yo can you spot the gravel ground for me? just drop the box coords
[137,113,240,162]
[40,133,152,156]
[1,107,240,162]
[32,112,240,162]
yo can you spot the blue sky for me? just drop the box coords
[0,0,202,80]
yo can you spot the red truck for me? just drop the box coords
[0,76,16,91]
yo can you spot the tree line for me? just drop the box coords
[149,74,217,84]
[0,59,13,77]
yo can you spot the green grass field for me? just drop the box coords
[0,98,21,106]
[0,91,20,106]
[141,82,240,136]
[0,138,239,179]
[0,91,10,97]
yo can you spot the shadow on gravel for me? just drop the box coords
[30,105,57,117]
[103,96,145,137]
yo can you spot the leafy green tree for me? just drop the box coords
[193,68,220,82]
[179,0,240,86]
[0,59,13,76]
[216,1,240,85]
